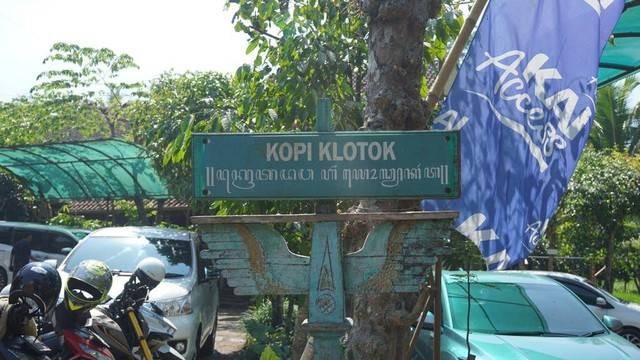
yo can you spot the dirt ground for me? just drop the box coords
[202,306,248,359]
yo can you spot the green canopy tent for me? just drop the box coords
[598,0,640,87]
[0,139,168,222]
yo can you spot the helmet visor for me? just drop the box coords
[65,277,104,311]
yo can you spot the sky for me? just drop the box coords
[0,0,252,101]
[0,0,638,106]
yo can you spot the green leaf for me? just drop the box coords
[259,346,281,360]
[247,38,260,54]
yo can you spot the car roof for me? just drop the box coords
[87,226,194,241]
[443,270,560,285]
[0,221,80,238]
[505,270,588,283]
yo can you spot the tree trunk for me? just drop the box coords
[292,297,309,359]
[604,230,615,293]
[133,197,148,225]
[360,0,439,132]
[271,295,284,328]
[347,1,440,359]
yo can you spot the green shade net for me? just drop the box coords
[0,139,168,200]
[598,0,640,87]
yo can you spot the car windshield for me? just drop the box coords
[70,230,90,239]
[446,278,606,336]
[63,236,192,277]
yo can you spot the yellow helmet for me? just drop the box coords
[64,260,112,312]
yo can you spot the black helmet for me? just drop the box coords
[9,262,62,315]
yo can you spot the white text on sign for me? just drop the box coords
[266,142,396,162]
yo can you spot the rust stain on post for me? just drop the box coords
[234,224,267,275]
[233,223,288,294]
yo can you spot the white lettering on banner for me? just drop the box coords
[457,213,499,246]
[456,213,510,269]
[524,218,550,252]
[583,0,616,15]
[433,110,470,130]
[472,50,594,172]
[465,90,550,172]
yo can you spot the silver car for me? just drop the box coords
[0,221,82,287]
[526,271,640,347]
[58,227,220,360]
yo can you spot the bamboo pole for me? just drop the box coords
[425,0,490,114]
[406,293,433,359]
[433,258,443,360]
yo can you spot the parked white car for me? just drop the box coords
[57,227,220,360]
[519,271,640,347]
[0,221,82,287]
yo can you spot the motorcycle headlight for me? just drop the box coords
[154,294,192,316]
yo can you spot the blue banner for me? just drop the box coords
[422,0,625,269]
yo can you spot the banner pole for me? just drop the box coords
[425,0,490,114]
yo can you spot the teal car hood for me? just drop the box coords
[450,330,640,360]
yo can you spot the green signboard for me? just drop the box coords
[192,131,459,199]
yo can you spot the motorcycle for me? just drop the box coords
[0,290,54,360]
[1,263,114,360]
[89,261,184,360]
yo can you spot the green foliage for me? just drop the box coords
[0,42,142,148]
[32,42,142,101]
[614,281,640,304]
[229,0,367,131]
[112,200,156,225]
[590,77,640,153]
[227,0,463,132]
[31,42,143,139]
[443,230,484,270]
[613,236,640,291]
[242,298,295,359]
[556,148,640,277]
[0,95,108,146]
[48,206,108,229]
[0,171,35,221]
[260,346,282,360]
[128,71,235,199]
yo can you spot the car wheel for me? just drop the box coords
[200,316,218,357]
[0,268,7,289]
[621,327,640,348]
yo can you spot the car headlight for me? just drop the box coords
[154,294,192,316]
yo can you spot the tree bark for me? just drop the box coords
[347,1,440,359]
[604,230,616,292]
[271,295,284,328]
[133,197,148,225]
[360,0,439,132]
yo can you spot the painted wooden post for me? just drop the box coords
[302,99,349,359]
[303,221,350,359]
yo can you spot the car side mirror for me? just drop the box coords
[204,267,220,281]
[422,311,435,331]
[602,315,623,332]
[61,247,72,255]
[200,249,214,260]
[43,259,58,268]
[596,297,607,307]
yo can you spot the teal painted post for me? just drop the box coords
[305,221,350,359]
[304,98,349,359]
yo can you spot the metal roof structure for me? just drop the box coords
[0,139,168,201]
[598,0,640,87]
